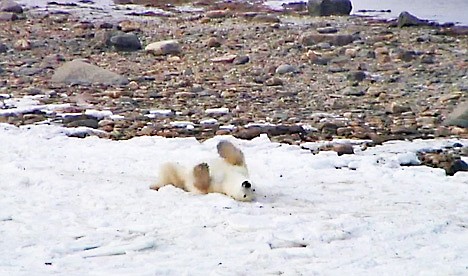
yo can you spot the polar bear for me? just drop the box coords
[150,140,255,201]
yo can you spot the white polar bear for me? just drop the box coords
[150,140,255,201]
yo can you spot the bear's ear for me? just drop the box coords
[217,141,245,166]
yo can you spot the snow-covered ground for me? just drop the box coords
[1,123,467,275]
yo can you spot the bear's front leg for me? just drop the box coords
[193,163,211,193]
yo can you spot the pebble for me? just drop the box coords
[109,33,142,51]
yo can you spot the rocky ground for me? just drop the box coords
[0,1,467,149]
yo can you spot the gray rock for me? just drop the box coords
[0,43,7,53]
[443,101,468,128]
[275,64,297,74]
[51,59,129,86]
[300,33,357,46]
[307,0,352,16]
[0,11,17,21]
[397,11,428,28]
[347,71,366,82]
[233,55,250,65]
[0,0,23,13]
[67,118,99,129]
[109,33,142,51]
[145,40,181,56]
[343,87,365,96]
[316,26,338,34]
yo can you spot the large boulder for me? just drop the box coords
[51,59,129,86]
[307,0,352,16]
[443,101,468,128]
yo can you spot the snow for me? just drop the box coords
[1,123,467,275]
[205,107,230,115]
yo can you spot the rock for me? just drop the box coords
[51,59,129,86]
[118,20,141,32]
[0,11,17,21]
[386,102,411,114]
[205,37,221,48]
[0,43,7,53]
[145,40,181,56]
[275,64,297,74]
[333,143,354,156]
[447,159,468,176]
[233,55,250,65]
[252,14,280,23]
[317,26,338,34]
[234,127,263,140]
[397,11,428,28]
[342,87,365,96]
[210,54,237,63]
[347,71,366,82]
[443,101,468,128]
[67,118,99,129]
[266,125,305,136]
[299,33,356,46]
[307,0,352,16]
[13,39,31,50]
[265,77,283,86]
[0,0,22,13]
[109,33,142,51]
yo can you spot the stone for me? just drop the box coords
[51,59,129,86]
[342,87,365,96]
[252,14,280,23]
[145,40,181,56]
[205,10,229,19]
[317,26,338,34]
[118,20,141,32]
[265,77,283,86]
[275,64,297,74]
[0,11,17,21]
[109,33,142,51]
[386,102,411,114]
[397,11,428,28]
[13,39,31,50]
[0,0,23,13]
[307,0,352,16]
[0,43,7,53]
[333,143,354,156]
[443,101,468,128]
[233,55,250,65]
[205,37,221,48]
[447,159,468,176]
[67,118,99,129]
[299,33,356,46]
[347,71,366,82]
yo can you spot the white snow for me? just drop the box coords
[84,109,113,120]
[1,123,467,275]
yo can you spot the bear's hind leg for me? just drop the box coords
[193,163,211,193]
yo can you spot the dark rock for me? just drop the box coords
[266,125,305,136]
[233,55,250,65]
[307,0,352,16]
[15,67,42,76]
[51,59,129,86]
[319,122,338,135]
[347,71,366,82]
[343,87,365,96]
[109,33,142,51]
[397,11,428,28]
[0,0,23,13]
[67,118,99,129]
[0,43,6,53]
[443,101,468,128]
[447,159,468,176]
[234,127,263,140]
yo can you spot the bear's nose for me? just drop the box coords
[242,181,251,189]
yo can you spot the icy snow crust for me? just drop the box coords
[1,124,467,275]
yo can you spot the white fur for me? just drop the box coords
[150,142,255,202]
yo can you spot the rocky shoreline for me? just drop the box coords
[0,0,467,148]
